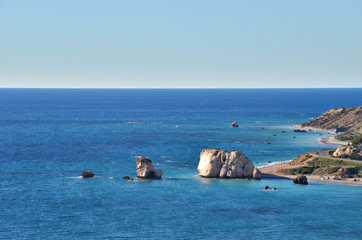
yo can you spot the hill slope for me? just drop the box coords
[297,106,362,141]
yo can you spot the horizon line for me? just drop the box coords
[0,87,362,90]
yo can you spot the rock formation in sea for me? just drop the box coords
[136,156,163,179]
[294,129,307,132]
[293,175,308,185]
[81,170,95,178]
[197,149,260,179]
[231,121,239,127]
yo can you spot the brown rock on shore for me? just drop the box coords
[293,175,308,185]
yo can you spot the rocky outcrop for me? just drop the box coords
[328,134,362,160]
[136,156,163,179]
[232,121,239,128]
[253,168,261,179]
[332,146,354,157]
[197,149,258,179]
[293,175,308,185]
[81,170,95,178]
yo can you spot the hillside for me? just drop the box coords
[296,106,362,141]
[276,134,362,178]
[330,133,362,160]
[278,152,362,178]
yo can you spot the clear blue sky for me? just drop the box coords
[0,0,361,88]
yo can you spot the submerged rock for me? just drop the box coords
[81,170,95,178]
[232,121,239,128]
[136,156,163,179]
[294,129,307,132]
[293,175,308,185]
[197,149,257,179]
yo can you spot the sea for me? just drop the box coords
[0,88,361,239]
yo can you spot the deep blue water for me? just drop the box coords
[0,88,361,239]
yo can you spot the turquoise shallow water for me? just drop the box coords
[0,89,361,239]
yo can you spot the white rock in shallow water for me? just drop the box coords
[197,149,257,178]
[136,156,163,179]
[197,149,224,177]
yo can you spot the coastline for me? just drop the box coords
[259,161,362,186]
[291,125,336,133]
[292,124,347,146]
[259,125,362,186]
[320,135,347,146]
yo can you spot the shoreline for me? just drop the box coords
[258,125,362,186]
[292,124,347,146]
[260,161,362,186]
[319,135,347,146]
[291,125,336,133]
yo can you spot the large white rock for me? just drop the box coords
[197,149,224,177]
[198,149,257,178]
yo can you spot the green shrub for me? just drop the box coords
[336,135,354,141]
[358,169,362,177]
[327,166,340,174]
[351,134,362,146]
[349,153,362,160]
[345,167,359,175]
[281,168,296,175]
[296,167,314,175]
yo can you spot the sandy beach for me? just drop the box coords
[320,135,347,146]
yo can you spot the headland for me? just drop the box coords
[262,106,362,186]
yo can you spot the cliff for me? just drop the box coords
[296,106,362,141]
